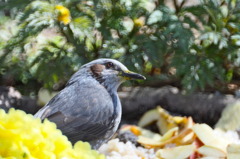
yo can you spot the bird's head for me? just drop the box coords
[83,58,146,92]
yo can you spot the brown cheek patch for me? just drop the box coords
[90,64,105,77]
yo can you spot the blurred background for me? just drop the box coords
[0,0,240,127]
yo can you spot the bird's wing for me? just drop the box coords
[35,80,114,142]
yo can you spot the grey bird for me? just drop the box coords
[34,58,145,149]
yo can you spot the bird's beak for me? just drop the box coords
[120,70,146,80]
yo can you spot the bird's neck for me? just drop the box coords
[109,91,122,124]
[102,82,121,94]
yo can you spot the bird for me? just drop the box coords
[34,58,146,149]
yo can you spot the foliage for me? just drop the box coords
[0,108,105,159]
[0,0,240,94]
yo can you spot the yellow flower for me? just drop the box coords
[55,5,71,25]
[0,109,105,159]
[133,18,145,27]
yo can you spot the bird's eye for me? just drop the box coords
[106,62,114,69]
